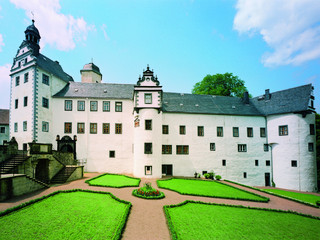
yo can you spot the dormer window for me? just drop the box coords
[145,93,152,104]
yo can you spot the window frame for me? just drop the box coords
[308,142,314,152]
[310,124,315,135]
[77,101,85,111]
[23,121,27,131]
[42,97,49,109]
[247,127,253,137]
[145,166,152,175]
[15,99,18,109]
[162,145,172,154]
[238,144,247,152]
[291,160,297,167]
[145,120,152,130]
[14,122,18,132]
[144,93,152,104]
[266,160,270,166]
[162,125,169,134]
[103,101,110,112]
[115,102,122,112]
[279,125,288,136]
[260,127,266,137]
[65,100,73,111]
[255,160,259,166]
[42,121,49,132]
[264,144,269,152]
[24,96,28,107]
[210,143,216,151]
[90,101,98,112]
[222,159,226,166]
[144,142,153,154]
[64,122,72,134]
[24,72,29,83]
[176,145,189,155]
[179,125,186,135]
[0,127,5,133]
[217,126,223,137]
[198,126,204,136]
[15,76,20,86]
[42,73,49,85]
[90,123,97,134]
[77,122,85,134]
[233,127,239,137]
[103,123,110,134]
[109,151,115,158]
[115,123,122,134]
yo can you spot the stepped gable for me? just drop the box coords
[251,84,314,116]
[162,92,262,116]
[0,109,9,125]
[36,54,74,83]
[53,82,135,99]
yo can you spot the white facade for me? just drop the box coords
[8,21,318,192]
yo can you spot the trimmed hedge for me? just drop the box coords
[132,189,165,200]
[225,179,320,209]
[0,189,132,240]
[85,173,141,188]
[157,178,269,202]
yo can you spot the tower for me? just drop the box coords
[80,63,102,83]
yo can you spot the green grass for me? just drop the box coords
[86,173,141,188]
[263,189,320,206]
[164,201,320,240]
[157,178,268,202]
[0,190,131,240]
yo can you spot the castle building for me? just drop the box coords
[9,21,317,191]
[0,109,9,144]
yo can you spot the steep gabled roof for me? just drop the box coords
[0,109,9,125]
[53,82,135,99]
[162,92,262,116]
[36,54,74,83]
[251,84,314,116]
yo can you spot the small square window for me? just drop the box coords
[162,145,172,154]
[162,125,169,134]
[23,121,27,131]
[291,160,297,167]
[0,127,5,133]
[255,160,259,166]
[264,144,269,152]
[266,160,270,166]
[24,96,28,107]
[24,73,29,83]
[15,76,20,86]
[233,127,239,137]
[64,122,72,133]
[15,99,18,109]
[260,128,266,137]
[115,123,122,134]
[77,123,85,134]
[145,120,152,130]
[103,123,110,134]
[90,123,97,134]
[310,124,315,135]
[115,102,122,112]
[14,123,18,132]
[42,121,49,132]
[243,172,247,178]
[217,127,223,137]
[222,159,226,166]
[145,93,152,104]
[42,97,49,108]
[145,143,153,154]
[198,126,204,136]
[42,74,49,85]
[65,100,72,111]
[279,125,288,136]
[109,151,115,158]
[90,101,98,111]
[210,143,215,151]
[177,145,189,155]
[247,127,253,137]
[308,143,314,152]
[103,101,110,112]
[238,144,247,152]
[145,166,152,175]
[180,125,186,135]
[78,101,85,111]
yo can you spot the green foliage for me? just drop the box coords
[86,173,141,188]
[0,190,131,240]
[215,175,221,180]
[164,201,320,240]
[132,182,165,199]
[203,173,210,179]
[157,178,268,202]
[192,73,249,98]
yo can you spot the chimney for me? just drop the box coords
[265,89,271,100]
[243,91,249,104]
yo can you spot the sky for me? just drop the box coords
[0,0,319,111]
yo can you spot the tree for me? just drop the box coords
[192,73,249,98]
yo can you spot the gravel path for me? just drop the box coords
[1,173,320,240]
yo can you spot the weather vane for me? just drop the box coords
[31,11,35,22]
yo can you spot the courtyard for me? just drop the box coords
[0,173,319,240]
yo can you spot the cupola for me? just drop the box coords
[80,62,103,83]
[24,19,41,55]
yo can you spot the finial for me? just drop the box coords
[31,11,35,23]
[147,64,149,70]
[91,58,93,63]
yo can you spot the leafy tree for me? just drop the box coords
[192,73,249,98]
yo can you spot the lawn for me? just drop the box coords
[0,190,131,240]
[157,178,268,202]
[86,173,141,187]
[263,189,320,207]
[164,201,320,240]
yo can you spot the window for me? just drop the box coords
[291,160,297,167]
[0,127,5,133]
[15,99,18,109]
[217,127,223,137]
[144,143,153,154]
[42,74,49,85]
[198,126,204,136]
[310,124,315,135]
[162,125,169,134]
[180,125,186,135]
[145,93,152,104]
[145,120,152,130]
[90,123,97,134]
[90,101,98,111]
[264,144,269,152]
[14,123,18,132]
[243,172,247,178]
[210,143,216,151]
[222,159,226,166]
[308,143,314,152]
[162,145,172,154]
[233,127,239,137]
[260,128,266,137]
[279,125,288,136]
[115,102,122,112]
[103,101,110,112]
[177,145,189,155]
[247,127,253,137]
[109,151,115,158]
[145,166,152,175]
[115,123,122,134]
[42,121,49,132]
[77,123,85,134]
[15,76,20,86]
[24,73,29,83]
[65,100,72,111]
[255,160,259,166]
[78,101,85,111]
[103,123,110,134]
[23,121,27,131]
[238,144,247,152]
[64,122,72,133]
[42,97,49,108]
[24,96,28,107]
[266,160,270,166]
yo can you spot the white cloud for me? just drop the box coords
[0,34,4,52]
[0,64,11,109]
[101,24,110,41]
[10,0,94,51]
[233,0,320,67]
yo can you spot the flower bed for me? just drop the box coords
[132,182,165,199]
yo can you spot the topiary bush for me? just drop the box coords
[215,175,222,180]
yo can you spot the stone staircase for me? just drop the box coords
[25,175,50,188]
[50,166,78,184]
[0,154,29,174]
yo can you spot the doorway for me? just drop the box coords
[265,172,271,187]
[162,164,173,176]
[35,159,49,183]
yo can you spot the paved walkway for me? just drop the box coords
[1,173,320,240]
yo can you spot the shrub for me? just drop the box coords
[204,173,210,179]
[316,201,320,207]
[215,175,221,180]
[208,172,215,180]
[133,182,165,199]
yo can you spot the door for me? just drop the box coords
[265,173,271,187]
[162,164,173,176]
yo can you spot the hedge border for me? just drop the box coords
[132,189,165,200]
[224,179,320,209]
[163,200,320,240]
[0,189,132,240]
[85,173,141,188]
[157,178,269,203]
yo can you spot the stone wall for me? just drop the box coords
[67,166,84,182]
[52,151,76,165]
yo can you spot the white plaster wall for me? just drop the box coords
[267,113,317,191]
[135,90,162,108]
[161,113,271,186]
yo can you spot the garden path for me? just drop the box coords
[0,173,320,240]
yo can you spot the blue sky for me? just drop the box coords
[0,0,319,111]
